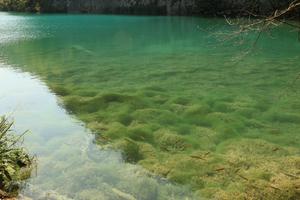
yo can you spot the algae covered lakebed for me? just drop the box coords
[0,12,300,199]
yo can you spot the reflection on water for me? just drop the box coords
[0,67,194,199]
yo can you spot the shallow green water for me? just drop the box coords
[0,12,299,199]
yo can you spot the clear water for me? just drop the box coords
[0,12,299,199]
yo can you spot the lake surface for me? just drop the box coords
[0,12,299,199]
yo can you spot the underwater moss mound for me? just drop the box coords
[203,139,300,200]
[0,117,34,198]
[155,129,187,152]
[114,138,143,163]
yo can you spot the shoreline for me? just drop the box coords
[0,0,297,17]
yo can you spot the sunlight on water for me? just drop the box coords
[0,12,299,199]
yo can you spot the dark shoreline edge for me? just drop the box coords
[0,0,298,18]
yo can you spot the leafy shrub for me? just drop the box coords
[0,117,34,198]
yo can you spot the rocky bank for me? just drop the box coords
[0,0,296,16]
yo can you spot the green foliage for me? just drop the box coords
[0,0,39,12]
[0,117,34,198]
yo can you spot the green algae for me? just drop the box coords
[115,139,143,163]
[0,14,300,199]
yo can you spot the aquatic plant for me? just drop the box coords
[114,138,143,163]
[0,117,34,198]
[1,14,300,199]
[155,129,187,152]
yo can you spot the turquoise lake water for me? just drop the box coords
[0,12,299,199]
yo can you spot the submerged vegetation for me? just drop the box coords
[0,13,299,199]
[67,91,300,199]
[0,117,33,198]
